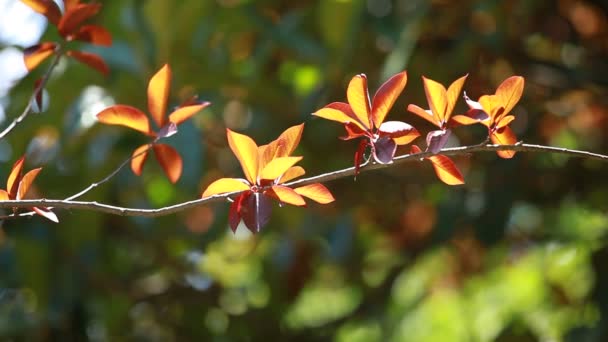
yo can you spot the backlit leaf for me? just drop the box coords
[227,129,259,184]
[496,115,515,130]
[20,0,61,25]
[168,102,210,126]
[495,76,524,119]
[23,43,56,71]
[378,121,419,145]
[268,185,306,206]
[451,114,482,126]
[17,168,42,200]
[58,3,101,36]
[97,105,152,135]
[427,154,464,185]
[202,178,250,197]
[274,123,304,157]
[130,144,150,176]
[0,189,9,201]
[407,104,437,126]
[313,107,366,131]
[148,64,171,128]
[346,74,372,129]
[71,25,112,46]
[153,144,183,183]
[67,50,109,75]
[279,166,305,183]
[371,71,407,128]
[33,207,58,223]
[7,156,25,198]
[241,192,272,233]
[445,74,468,120]
[491,126,517,159]
[372,136,396,164]
[422,76,448,123]
[260,156,303,181]
[294,183,335,204]
[340,122,367,140]
[354,140,368,176]
[228,192,248,233]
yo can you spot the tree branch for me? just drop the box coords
[0,48,64,140]
[0,143,606,218]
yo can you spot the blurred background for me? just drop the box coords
[0,0,608,340]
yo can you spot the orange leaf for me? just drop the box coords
[294,183,335,204]
[491,126,517,159]
[279,166,305,183]
[226,129,259,184]
[58,3,101,36]
[33,207,58,223]
[346,74,372,129]
[371,71,407,128]
[422,76,448,124]
[147,64,171,128]
[445,74,468,121]
[168,102,210,126]
[20,0,61,25]
[97,105,152,135]
[63,0,79,11]
[495,76,524,120]
[496,115,515,130]
[313,107,366,131]
[378,121,419,145]
[451,114,481,126]
[153,144,183,183]
[71,25,112,46]
[67,50,109,75]
[23,43,56,71]
[130,144,150,176]
[267,185,306,206]
[274,123,304,157]
[7,156,25,198]
[0,189,9,201]
[17,168,42,200]
[202,178,250,197]
[427,154,464,185]
[259,156,302,181]
[407,104,438,126]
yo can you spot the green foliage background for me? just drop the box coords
[1,0,608,340]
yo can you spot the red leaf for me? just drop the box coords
[241,192,272,233]
[372,136,396,164]
[427,154,464,185]
[58,3,101,36]
[294,183,335,204]
[354,139,368,176]
[425,129,450,154]
[97,105,152,135]
[20,0,61,25]
[377,120,419,145]
[168,102,210,126]
[33,206,59,223]
[340,122,368,140]
[407,104,438,126]
[267,185,306,207]
[371,71,407,128]
[23,43,57,71]
[17,168,42,200]
[153,144,183,183]
[228,192,248,233]
[7,156,25,198]
[70,25,112,46]
[130,144,150,176]
[491,126,517,159]
[67,50,109,75]
[148,64,171,128]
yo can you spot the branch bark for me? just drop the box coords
[1,143,606,218]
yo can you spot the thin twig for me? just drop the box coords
[0,48,64,140]
[0,143,606,218]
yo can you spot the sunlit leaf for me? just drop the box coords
[58,3,101,36]
[340,122,367,140]
[16,168,42,200]
[371,71,407,128]
[346,74,372,129]
[67,50,109,75]
[267,185,306,206]
[491,126,517,159]
[354,140,368,176]
[496,115,515,130]
[280,166,305,183]
[97,105,152,135]
[226,129,259,184]
[153,144,183,183]
[202,178,250,197]
[313,107,366,131]
[422,76,448,123]
[71,25,112,46]
[451,114,482,126]
[168,102,210,126]
[372,136,396,164]
[378,121,419,145]
[426,129,450,154]
[427,154,464,185]
[20,0,61,25]
[274,123,304,157]
[33,207,58,223]
[130,144,150,176]
[495,76,524,119]
[147,64,171,128]
[0,189,9,201]
[7,156,25,198]
[259,156,302,181]
[445,74,468,119]
[241,192,272,233]
[294,183,335,204]
[23,43,56,71]
[407,104,437,126]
